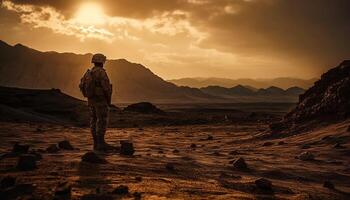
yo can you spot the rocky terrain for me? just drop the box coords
[0,120,349,200]
[271,60,350,134]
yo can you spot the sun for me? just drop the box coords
[74,2,106,25]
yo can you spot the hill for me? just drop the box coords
[271,60,350,133]
[0,40,214,103]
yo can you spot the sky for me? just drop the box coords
[0,0,349,80]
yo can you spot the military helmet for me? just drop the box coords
[91,53,106,64]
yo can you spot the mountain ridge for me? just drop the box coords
[0,40,304,103]
[169,77,317,89]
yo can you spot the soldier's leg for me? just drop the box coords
[89,105,98,150]
[96,104,109,149]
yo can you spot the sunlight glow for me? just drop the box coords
[74,3,106,25]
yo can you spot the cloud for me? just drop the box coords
[1,0,350,79]
[2,1,114,42]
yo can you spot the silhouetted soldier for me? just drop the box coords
[79,53,114,151]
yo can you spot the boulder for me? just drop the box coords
[172,149,179,153]
[58,140,74,150]
[120,141,135,156]
[46,144,59,153]
[301,144,311,149]
[112,185,129,195]
[323,181,335,189]
[278,141,285,145]
[165,163,175,171]
[333,143,345,149]
[207,135,213,140]
[0,184,35,200]
[133,192,142,200]
[255,178,272,190]
[17,155,37,170]
[232,157,248,170]
[298,152,314,161]
[81,152,107,164]
[124,102,163,114]
[12,143,29,154]
[1,176,16,189]
[190,143,197,149]
[28,151,42,161]
[262,142,273,146]
[135,176,142,182]
[81,194,114,200]
[54,182,71,196]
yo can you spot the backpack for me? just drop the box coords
[79,69,96,98]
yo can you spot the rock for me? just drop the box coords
[172,149,179,153]
[262,142,273,146]
[133,192,142,200]
[298,152,314,161]
[229,150,239,155]
[207,135,213,140]
[0,184,35,200]
[278,141,285,145]
[81,152,107,164]
[17,155,37,170]
[124,102,163,114]
[347,126,350,132]
[190,143,197,149]
[165,163,175,171]
[255,178,272,190]
[232,157,247,170]
[333,143,345,149]
[28,151,42,161]
[135,176,142,182]
[301,144,311,149]
[112,185,129,195]
[58,140,74,150]
[1,176,16,189]
[81,194,114,200]
[323,181,335,189]
[54,182,71,196]
[12,143,29,154]
[46,144,59,153]
[120,141,135,156]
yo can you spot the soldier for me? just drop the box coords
[79,53,114,151]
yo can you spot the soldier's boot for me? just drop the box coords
[97,133,116,152]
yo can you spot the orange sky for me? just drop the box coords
[0,0,349,80]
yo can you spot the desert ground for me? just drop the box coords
[0,114,349,199]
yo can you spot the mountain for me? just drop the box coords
[257,86,286,96]
[169,77,317,90]
[271,60,350,133]
[200,85,305,102]
[200,85,255,97]
[0,40,215,103]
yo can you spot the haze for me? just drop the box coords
[0,0,349,80]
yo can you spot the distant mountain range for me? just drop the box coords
[169,77,317,90]
[0,40,306,103]
[200,85,305,102]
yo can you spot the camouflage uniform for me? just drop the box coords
[88,66,112,150]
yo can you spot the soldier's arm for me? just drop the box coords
[99,70,112,105]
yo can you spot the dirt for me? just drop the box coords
[0,120,349,200]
